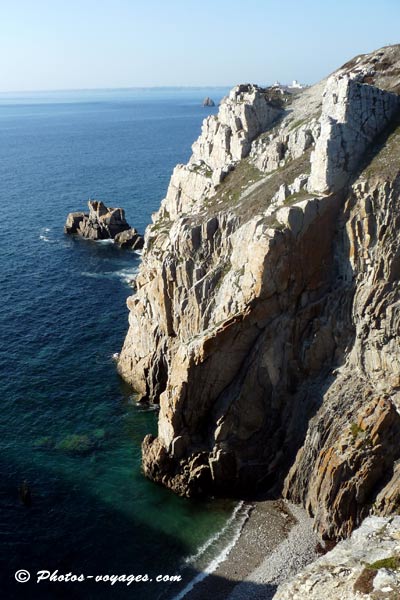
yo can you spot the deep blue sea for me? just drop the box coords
[0,87,244,600]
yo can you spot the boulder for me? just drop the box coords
[114,228,144,250]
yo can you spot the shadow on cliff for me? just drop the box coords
[264,114,400,500]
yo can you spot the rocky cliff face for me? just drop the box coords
[118,45,400,540]
[275,515,400,599]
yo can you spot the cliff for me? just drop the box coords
[118,45,400,541]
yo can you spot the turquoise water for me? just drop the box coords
[0,87,236,599]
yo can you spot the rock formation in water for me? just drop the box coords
[203,97,215,107]
[118,45,400,542]
[65,200,143,247]
[114,227,144,250]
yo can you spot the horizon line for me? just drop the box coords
[0,84,239,95]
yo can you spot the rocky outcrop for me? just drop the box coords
[202,97,215,107]
[118,45,400,540]
[64,211,86,234]
[65,200,131,240]
[308,74,399,193]
[157,84,283,220]
[275,516,400,599]
[114,228,144,250]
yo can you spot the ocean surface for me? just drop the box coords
[0,87,247,599]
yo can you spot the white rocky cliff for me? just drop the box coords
[118,45,400,545]
[275,516,400,599]
[309,73,399,193]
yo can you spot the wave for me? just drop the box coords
[172,502,250,600]
[133,401,159,412]
[184,501,245,565]
[95,238,114,244]
[39,227,58,243]
[81,266,138,285]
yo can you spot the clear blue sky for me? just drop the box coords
[0,0,399,92]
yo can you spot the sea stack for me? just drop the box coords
[202,96,215,107]
[65,199,144,247]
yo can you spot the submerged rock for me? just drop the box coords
[64,200,133,241]
[33,436,55,450]
[56,433,96,456]
[18,480,32,507]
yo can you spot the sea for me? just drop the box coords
[0,87,249,599]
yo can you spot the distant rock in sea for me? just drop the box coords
[202,96,215,107]
[65,200,143,248]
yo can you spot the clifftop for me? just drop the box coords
[117,44,400,543]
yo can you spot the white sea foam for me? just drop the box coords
[39,227,55,243]
[39,234,57,243]
[95,238,114,244]
[184,501,245,565]
[81,267,138,285]
[173,502,250,600]
[116,267,138,285]
[134,402,159,412]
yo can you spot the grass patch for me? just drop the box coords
[202,158,265,212]
[350,422,363,439]
[361,117,400,182]
[283,190,313,205]
[288,117,308,131]
[367,556,400,570]
[190,162,213,178]
[201,149,312,227]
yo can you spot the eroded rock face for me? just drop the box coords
[157,84,283,220]
[274,516,400,600]
[65,200,131,240]
[284,175,400,539]
[309,74,399,194]
[118,45,400,538]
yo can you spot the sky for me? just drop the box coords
[0,0,399,92]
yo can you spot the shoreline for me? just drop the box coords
[175,499,319,600]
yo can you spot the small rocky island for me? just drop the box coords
[65,200,144,250]
[202,96,215,107]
